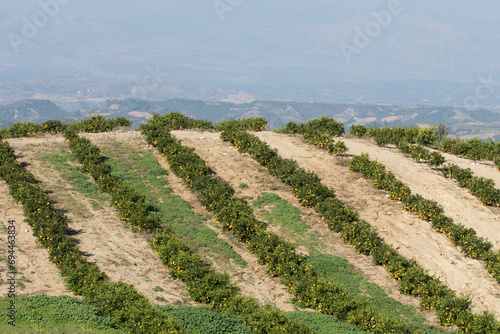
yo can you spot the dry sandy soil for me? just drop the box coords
[430,147,500,186]
[4,129,500,324]
[172,130,446,327]
[6,135,195,306]
[251,131,500,319]
[0,181,72,298]
[338,137,500,251]
[84,131,297,312]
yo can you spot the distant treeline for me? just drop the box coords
[1,98,499,138]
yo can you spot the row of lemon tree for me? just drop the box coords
[0,119,186,334]
[351,123,498,165]
[141,113,421,333]
[63,121,310,334]
[351,125,500,207]
[348,154,500,283]
[0,115,132,139]
[440,137,500,169]
[222,122,500,333]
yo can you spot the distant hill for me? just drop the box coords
[1,98,499,140]
[0,99,75,127]
[97,98,500,140]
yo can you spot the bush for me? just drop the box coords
[349,125,367,138]
[442,163,500,206]
[0,139,185,334]
[157,305,254,334]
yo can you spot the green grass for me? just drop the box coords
[0,295,126,333]
[285,311,365,334]
[449,124,500,131]
[0,220,7,233]
[157,305,254,334]
[157,305,373,334]
[0,295,270,334]
[306,254,443,333]
[99,141,247,268]
[253,192,323,251]
[39,149,109,212]
[253,193,447,334]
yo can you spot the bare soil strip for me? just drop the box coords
[7,135,195,306]
[171,130,448,327]
[83,131,297,312]
[253,131,500,319]
[339,137,500,250]
[0,181,71,298]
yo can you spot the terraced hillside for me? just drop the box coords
[1,114,500,333]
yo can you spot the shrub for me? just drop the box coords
[349,125,367,138]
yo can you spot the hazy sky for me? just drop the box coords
[3,1,500,21]
[1,1,500,106]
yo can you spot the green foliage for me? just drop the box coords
[306,254,443,333]
[221,125,500,333]
[63,129,312,333]
[69,115,132,133]
[0,139,186,334]
[145,111,215,130]
[220,130,419,333]
[285,311,365,334]
[349,125,367,138]
[367,126,393,146]
[349,154,500,288]
[40,149,108,211]
[433,123,449,143]
[0,116,130,139]
[277,118,348,156]
[304,116,345,137]
[367,126,423,146]
[216,117,268,132]
[439,136,500,162]
[2,121,46,138]
[157,306,254,334]
[141,121,315,333]
[276,121,304,134]
[367,125,440,147]
[100,144,246,267]
[416,127,437,146]
[0,295,125,333]
[330,141,348,156]
[361,126,500,209]
[442,163,500,206]
[252,192,437,332]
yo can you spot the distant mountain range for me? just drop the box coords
[2,98,499,140]
[0,99,75,128]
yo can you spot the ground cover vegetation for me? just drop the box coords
[0,124,187,333]
[222,119,500,333]
[141,112,444,333]
[63,120,312,334]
